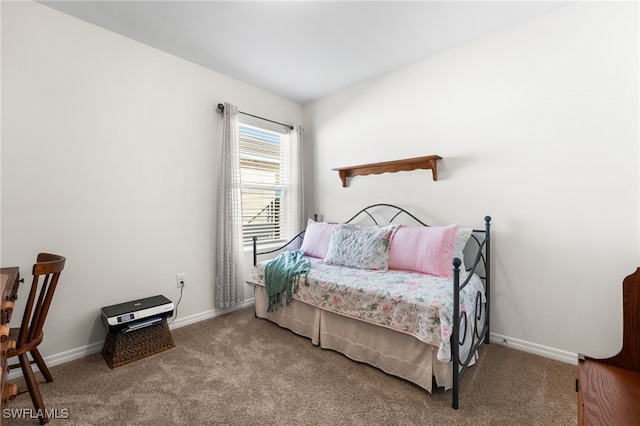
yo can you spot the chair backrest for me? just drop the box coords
[16,253,66,350]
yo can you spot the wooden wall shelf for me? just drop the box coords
[332,155,442,187]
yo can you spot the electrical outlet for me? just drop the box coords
[177,273,187,288]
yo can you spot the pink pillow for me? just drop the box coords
[388,224,459,277]
[300,219,336,259]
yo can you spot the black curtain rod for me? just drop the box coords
[217,103,294,130]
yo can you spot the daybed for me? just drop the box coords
[246,204,491,409]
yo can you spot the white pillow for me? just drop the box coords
[454,228,473,272]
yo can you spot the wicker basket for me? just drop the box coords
[101,321,175,368]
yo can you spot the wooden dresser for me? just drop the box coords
[577,268,640,425]
[1,267,20,425]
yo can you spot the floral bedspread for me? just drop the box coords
[248,257,485,362]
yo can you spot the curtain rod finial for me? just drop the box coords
[217,103,225,113]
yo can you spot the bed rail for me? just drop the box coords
[252,214,316,266]
[343,203,429,226]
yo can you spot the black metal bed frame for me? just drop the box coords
[252,203,491,409]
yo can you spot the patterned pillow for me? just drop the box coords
[324,224,398,270]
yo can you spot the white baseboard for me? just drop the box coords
[8,304,575,381]
[490,332,577,365]
[7,300,255,380]
[167,299,254,330]
[44,341,104,368]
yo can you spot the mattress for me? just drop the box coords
[248,257,485,362]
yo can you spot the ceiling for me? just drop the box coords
[38,1,571,104]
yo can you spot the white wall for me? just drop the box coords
[1,1,302,359]
[2,0,637,367]
[303,2,639,360]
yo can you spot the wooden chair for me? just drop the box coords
[6,253,66,425]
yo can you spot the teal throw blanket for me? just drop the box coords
[265,249,310,312]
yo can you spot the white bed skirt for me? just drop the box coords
[253,285,478,392]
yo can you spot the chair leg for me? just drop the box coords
[18,353,48,425]
[30,348,53,383]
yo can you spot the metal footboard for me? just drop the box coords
[451,215,491,409]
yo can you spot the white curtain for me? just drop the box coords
[286,124,305,238]
[215,102,244,308]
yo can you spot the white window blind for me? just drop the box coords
[239,123,290,246]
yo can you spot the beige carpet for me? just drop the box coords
[5,307,577,425]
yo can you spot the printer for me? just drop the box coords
[101,295,174,333]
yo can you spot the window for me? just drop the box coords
[239,123,291,246]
